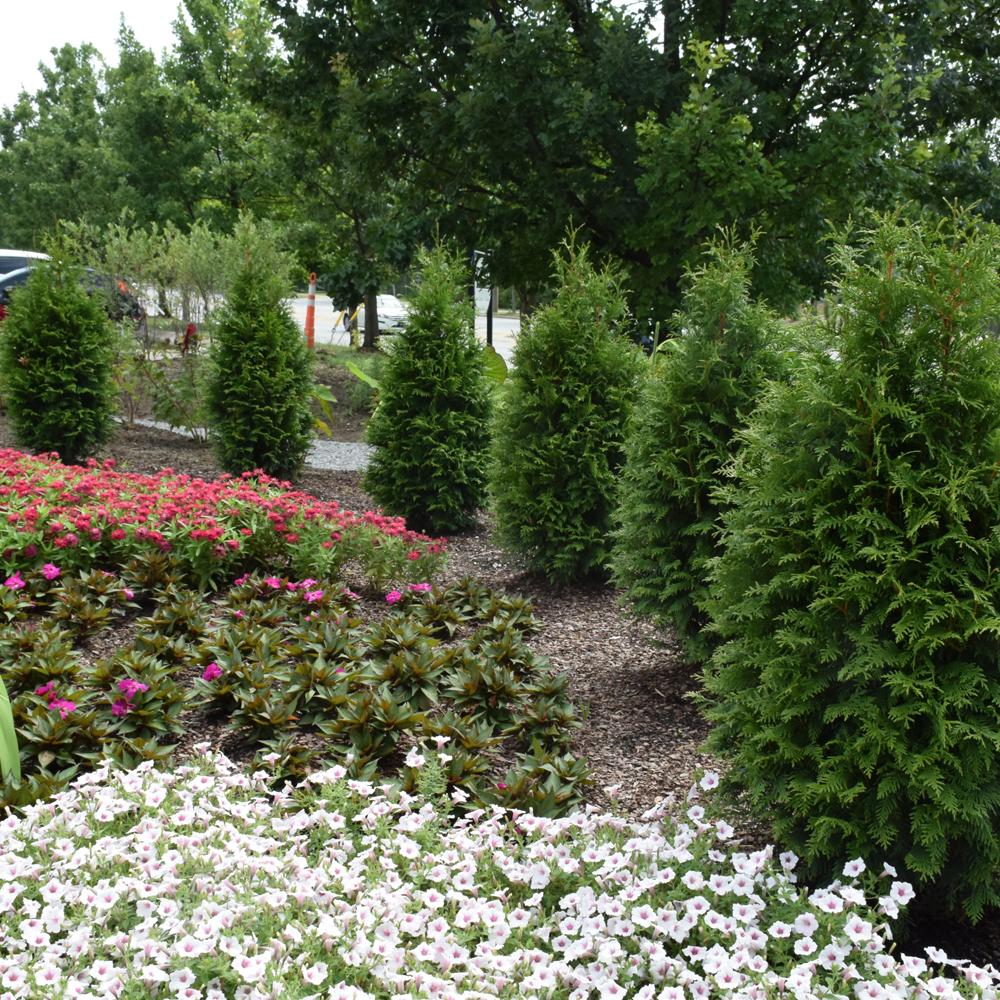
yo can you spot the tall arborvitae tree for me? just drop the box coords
[700,209,1000,922]
[206,217,314,480]
[612,235,786,663]
[489,235,645,584]
[364,244,492,534]
[0,257,114,465]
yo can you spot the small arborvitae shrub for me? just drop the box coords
[0,259,114,465]
[611,234,787,663]
[489,234,644,585]
[364,244,492,534]
[700,209,1000,921]
[206,218,314,479]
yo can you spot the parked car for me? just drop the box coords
[343,294,410,334]
[0,264,143,321]
[0,248,49,275]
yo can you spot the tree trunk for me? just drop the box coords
[362,292,379,350]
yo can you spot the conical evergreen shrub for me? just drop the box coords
[363,244,492,535]
[489,235,644,584]
[701,209,1000,921]
[0,259,114,466]
[611,235,786,662]
[206,220,314,480]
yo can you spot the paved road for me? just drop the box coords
[287,295,520,366]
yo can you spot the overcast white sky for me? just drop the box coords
[1,0,182,109]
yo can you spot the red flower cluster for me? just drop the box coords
[0,449,448,584]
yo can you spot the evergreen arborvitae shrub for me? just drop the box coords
[206,224,314,480]
[363,244,492,535]
[700,210,1000,921]
[611,236,786,663]
[489,236,644,585]
[0,260,114,465]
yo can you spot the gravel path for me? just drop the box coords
[113,417,374,471]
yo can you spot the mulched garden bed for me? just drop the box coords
[3,410,1000,965]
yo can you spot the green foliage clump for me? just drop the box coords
[700,210,1000,921]
[0,260,114,465]
[206,218,314,479]
[612,235,786,662]
[0,565,590,818]
[489,236,644,585]
[364,245,492,534]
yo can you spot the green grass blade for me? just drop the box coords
[0,676,21,784]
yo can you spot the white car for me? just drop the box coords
[346,294,410,334]
[0,248,49,276]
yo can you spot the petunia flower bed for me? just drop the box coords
[0,449,445,589]
[0,752,994,1000]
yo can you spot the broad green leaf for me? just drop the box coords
[346,362,381,390]
[0,676,21,784]
[483,344,508,383]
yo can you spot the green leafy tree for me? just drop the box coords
[0,44,122,248]
[206,216,314,479]
[0,257,114,465]
[364,244,492,534]
[611,233,786,662]
[490,235,644,585]
[269,0,1000,320]
[700,209,1000,922]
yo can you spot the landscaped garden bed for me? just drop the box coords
[2,420,1000,978]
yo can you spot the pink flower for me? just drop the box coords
[4,571,25,589]
[202,663,223,682]
[264,576,282,589]
[50,698,75,719]
[305,590,323,603]
[385,590,403,604]
[34,681,56,697]
[118,679,148,698]
[406,551,420,561]
[42,563,61,580]
[408,582,432,592]
[111,699,129,717]
[123,589,134,600]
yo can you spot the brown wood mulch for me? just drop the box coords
[2,413,1000,966]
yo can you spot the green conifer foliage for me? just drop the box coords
[490,236,644,585]
[363,244,492,535]
[700,210,1000,921]
[0,260,114,465]
[206,222,314,480]
[611,236,786,662]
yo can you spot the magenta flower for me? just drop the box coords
[385,590,403,604]
[50,698,76,719]
[111,699,129,717]
[4,571,25,589]
[42,563,61,580]
[264,576,282,589]
[408,582,432,592]
[305,590,323,603]
[202,663,223,682]
[34,681,56,697]
[118,678,149,698]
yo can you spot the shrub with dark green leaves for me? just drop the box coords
[700,209,1000,921]
[206,219,314,479]
[489,235,644,585]
[0,260,114,465]
[611,235,786,662]
[364,245,492,534]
